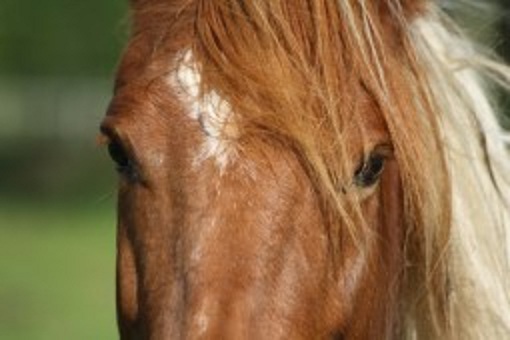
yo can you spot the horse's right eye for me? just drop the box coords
[353,144,393,189]
[354,153,386,188]
[107,140,138,181]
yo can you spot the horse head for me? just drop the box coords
[100,1,510,338]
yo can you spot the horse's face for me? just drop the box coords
[101,5,406,340]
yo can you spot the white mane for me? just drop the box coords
[411,4,510,339]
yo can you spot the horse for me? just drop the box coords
[100,0,510,338]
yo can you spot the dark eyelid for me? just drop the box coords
[100,123,135,157]
[100,122,142,182]
[355,143,393,171]
[371,143,394,159]
[100,122,122,144]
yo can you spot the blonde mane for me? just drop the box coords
[161,0,510,338]
[412,6,510,339]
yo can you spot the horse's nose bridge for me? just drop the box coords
[173,144,324,338]
[178,207,280,338]
[177,217,254,333]
[182,290,259,339]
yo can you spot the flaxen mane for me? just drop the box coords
[133,0,510,338]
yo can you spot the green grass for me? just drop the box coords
[0,198,118,340]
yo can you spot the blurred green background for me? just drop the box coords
[0,1,508,339]
[0,1,127,339]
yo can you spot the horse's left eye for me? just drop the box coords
[354,152,386,188]
[107,140,138,181]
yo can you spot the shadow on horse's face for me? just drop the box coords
[100,6,407,340]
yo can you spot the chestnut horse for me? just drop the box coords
[100,0,510,339]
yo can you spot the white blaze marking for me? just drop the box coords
[195,308,209,335]
[171,50,237,171]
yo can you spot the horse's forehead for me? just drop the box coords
[113,0,409,171]
[167,49,389,171]
[167,50,238,170]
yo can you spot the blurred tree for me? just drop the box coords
[0,0,128,76]
[0,1,507,76]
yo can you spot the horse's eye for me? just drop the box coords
[354,152,386,188]
[107,141,137,180]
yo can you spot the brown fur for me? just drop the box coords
[102,0,455,338]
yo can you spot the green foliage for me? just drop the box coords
[0,2,124,338]
[0,0,128,76]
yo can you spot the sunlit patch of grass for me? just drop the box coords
[0,198,118,340]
